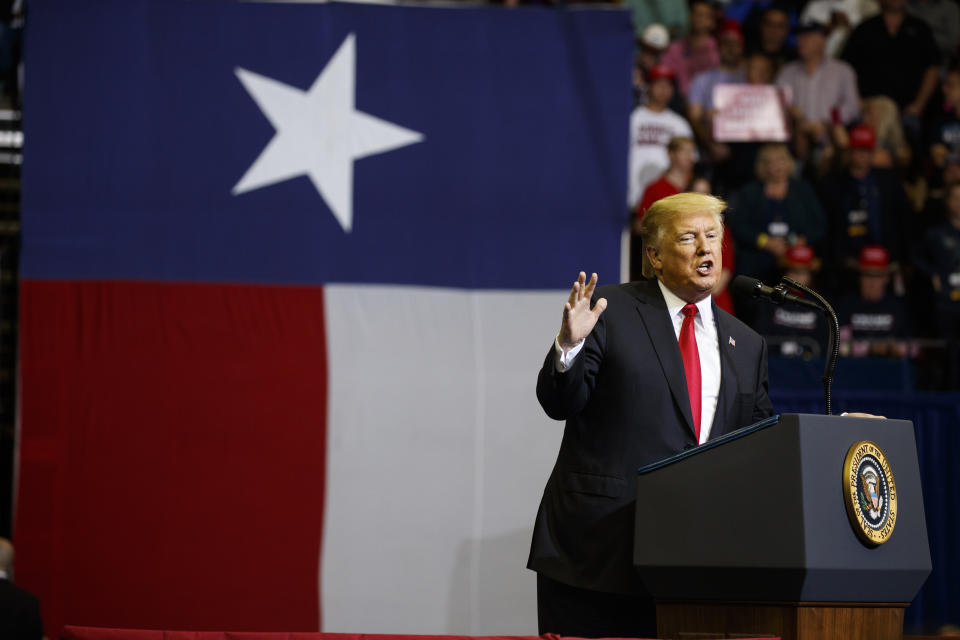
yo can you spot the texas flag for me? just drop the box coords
[16,1,631,636]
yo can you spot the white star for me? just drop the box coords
[233,33,424,232]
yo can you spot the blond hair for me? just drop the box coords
[639,192,726,278]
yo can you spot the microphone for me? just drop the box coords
[732,274,841,416]
[731,275,821,311]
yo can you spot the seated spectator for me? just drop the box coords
[0,538,43,640]
[920,153,960,230]
[744,2,797,74]
[926,64,960,184]
[776,18,860,164]
[635,136,697,226]
[633,23,670,107]
[801,0,879,58]
[687,19,747,162]
[819,124,910,291]
[836,245,909,358]
[727,143,827,285]
[913,180,960,385]
[842,0,940,121]
[661,0,719,96]
[908,0,960,67]
[628,64,693,210]
[754,244,830,357]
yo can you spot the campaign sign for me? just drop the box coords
[712,83,790,142]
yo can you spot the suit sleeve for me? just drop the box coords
[535,302,607,421]
[752,337,775,422]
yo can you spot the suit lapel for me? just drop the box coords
[629,280,696,439]
[712,306,740,440]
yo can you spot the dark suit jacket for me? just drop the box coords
[0,578,43,640]
[528,278,774,594]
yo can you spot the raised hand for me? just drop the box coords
[558,272,607,351]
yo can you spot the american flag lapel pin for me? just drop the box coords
[729,336,736,347]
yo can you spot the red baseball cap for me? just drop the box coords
[849,124,876,150]
[785,244,816,270]
[648,64,676,82]
[858,245,890,273]
[718,19,744,43]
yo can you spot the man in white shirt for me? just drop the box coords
[776,18,861,157]
[628,65,694,210]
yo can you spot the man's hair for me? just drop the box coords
[639,192,726,278]
[666,136,695,153]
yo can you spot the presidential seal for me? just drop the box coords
[843,441,898,546]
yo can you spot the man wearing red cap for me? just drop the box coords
[754,244,829,356]
[627,64,693,210]
[818,123,910,292]
[835,245,908,358]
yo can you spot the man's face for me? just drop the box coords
[850,147,873,173]
[648,211,723,303]
[797,30,825,61]
[638,46,662,70]
[942,72,960,109]
[690,3,715,34]
[719,34,744,67]
[649,77,674,107]
[761,10,790,51]
[669,142,696,173]
[763,150,792,182]
[860,273,889,302]
[746,55,774,84]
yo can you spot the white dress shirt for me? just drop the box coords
[656,280,720,443]
[554,279,721,444]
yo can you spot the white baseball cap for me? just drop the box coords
[641,24,670,51]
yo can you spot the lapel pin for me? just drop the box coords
[729,336,736,347]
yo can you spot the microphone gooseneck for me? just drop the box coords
[732,274,839,416]
[780,276,840,416]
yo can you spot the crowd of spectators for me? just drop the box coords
[622,0,960,388]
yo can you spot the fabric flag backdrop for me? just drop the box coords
[16,1,632,636]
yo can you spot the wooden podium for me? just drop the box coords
[634,414,932,640]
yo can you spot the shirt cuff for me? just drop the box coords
[554,335,586,372]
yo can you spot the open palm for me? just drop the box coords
[558,272,607,350]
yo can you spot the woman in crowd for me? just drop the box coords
[727,143,827,285]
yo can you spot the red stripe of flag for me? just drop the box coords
[16,280,328,635]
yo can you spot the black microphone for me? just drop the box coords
[731,275,821,311]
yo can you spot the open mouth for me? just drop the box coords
[696,260,713,276]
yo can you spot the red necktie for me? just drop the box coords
[679,303,701,443]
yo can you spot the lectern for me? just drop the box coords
[634,413,931,640]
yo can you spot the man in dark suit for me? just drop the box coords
[0,537,44,640]
[529,192,774,637]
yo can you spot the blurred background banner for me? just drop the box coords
[16,0,633,636]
